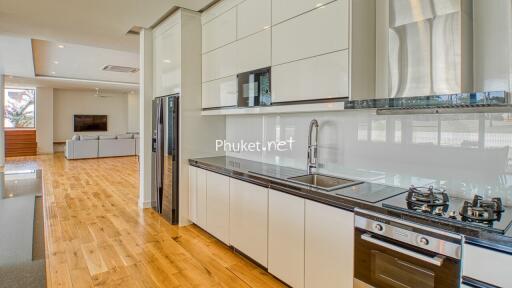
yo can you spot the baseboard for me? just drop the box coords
[138,200,152,209]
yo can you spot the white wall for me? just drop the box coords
[53,89,129,142]
[36,87,53,154]
[226,111,512,205]
[127,92,139,132]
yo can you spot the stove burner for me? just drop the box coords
[406,185,449,208]
[460,195,504,224]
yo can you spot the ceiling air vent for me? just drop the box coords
[102,65,139,73]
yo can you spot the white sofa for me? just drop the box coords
[65,134,138,160]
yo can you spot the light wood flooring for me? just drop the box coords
[6,153,285,288]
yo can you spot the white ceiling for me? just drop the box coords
[5,75,138,94]
[0,0,215,52]
[0,35,34,78]
[33,39,139,84]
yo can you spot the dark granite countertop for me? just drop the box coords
[189,156,512,254]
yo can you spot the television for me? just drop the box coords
[73,115,108,132]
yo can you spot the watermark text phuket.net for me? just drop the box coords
[215,138,295,152]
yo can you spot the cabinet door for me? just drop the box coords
[154,22,181,97]
[202,7,236,53]
[463,243,512,287]
[229,179,268,267]
[272,0,348,65]
[202,76,237,108]
[188,166,197,223]
[268,189,305,288]
[196,168,207,229]
[202,42,237,82]
[236,29,271,74]
[272,50,348,103]
[305,200,354,288]
[272,0,337,24]
[206,171,230,244]
[237,0,271,39]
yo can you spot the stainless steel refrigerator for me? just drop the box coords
[152,94,179,225]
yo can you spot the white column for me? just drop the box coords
[139,29,153,208]
[0,75,5,167]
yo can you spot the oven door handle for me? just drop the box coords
[361,233,445,266]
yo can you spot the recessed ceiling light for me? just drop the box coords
[57,44,65,48]
[53,61,59,64]
[163,59,171,63]
[51,72,56,75]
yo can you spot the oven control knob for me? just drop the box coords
[419,237,429,246]
[373,223,384,232]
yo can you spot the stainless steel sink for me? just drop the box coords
[287,174,363,191]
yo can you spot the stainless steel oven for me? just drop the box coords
[354,209,463,288]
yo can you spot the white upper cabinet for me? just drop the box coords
[272,50,348,103]
[153,16,181,97]
[272,0,349,65]
[268,189,305,288]
[236,29,271,74]
[237,0,271,39]
[202,8,236,53]
[202,42,237,82]
[229,179,268,267]
[272,0,337,24]
[305,200,354,288]
[206,171,231,244]
[202,76,237,108]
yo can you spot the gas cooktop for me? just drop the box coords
[381,186,512,234]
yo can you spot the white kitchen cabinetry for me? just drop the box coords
[188,166,197,223]
[229,179,268,267]
[202,76,237,108]
[202,7,236,53]
[272,0,348,66]
[153,17,181,97]
[202,42,237,82]
[272,50,349,103]
[196,168,207,229]
[268,189,305,288]
[236,29,271,74]
[206,171,230,244]
[272,0,337,25]
[305,200,354,288]
[237,0,271,39]
[463,243,512,287]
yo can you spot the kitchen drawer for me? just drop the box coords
[202,7,236,53]
[272,0,348,65]
[202,76,237,108]
[272,50,349,103]
[272,0,337,24]
[237,0,271,39]
[202,42,237,82]
[236,29,271,74]
[463,244,512,287]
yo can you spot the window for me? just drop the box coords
[4,88,36,128]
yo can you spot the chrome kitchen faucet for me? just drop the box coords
[307,119,319,174]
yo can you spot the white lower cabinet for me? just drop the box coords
[188,166,197,223]
[463,243,512,287]
[229,179,268,266]
[305,200,354,288]
[206,171,230,244]
[268,189,305,288]
[196,168,207,229]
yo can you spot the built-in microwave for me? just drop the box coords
[237,67,271,107]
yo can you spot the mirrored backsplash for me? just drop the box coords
[226,111,512,205]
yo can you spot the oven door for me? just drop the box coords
[354,229,461,288]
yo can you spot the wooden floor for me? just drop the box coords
[6,154,285,288]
